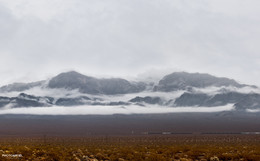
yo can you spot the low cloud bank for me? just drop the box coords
[246,109,260,113]
[0,104,235,115]
[192,86,260,95]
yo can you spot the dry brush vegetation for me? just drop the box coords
[0,135,259,161]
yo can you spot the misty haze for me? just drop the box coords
[0,0,260,160]
[0,71,260,115]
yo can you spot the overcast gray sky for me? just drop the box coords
[0,0,260,86]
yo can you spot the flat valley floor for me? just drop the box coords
[0,112,259,160]
[0,112,259,136]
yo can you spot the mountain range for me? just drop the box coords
[0,71,260,112]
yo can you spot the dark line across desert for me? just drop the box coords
[0,112,259,137]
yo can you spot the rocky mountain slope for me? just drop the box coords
[0,71,259,112]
